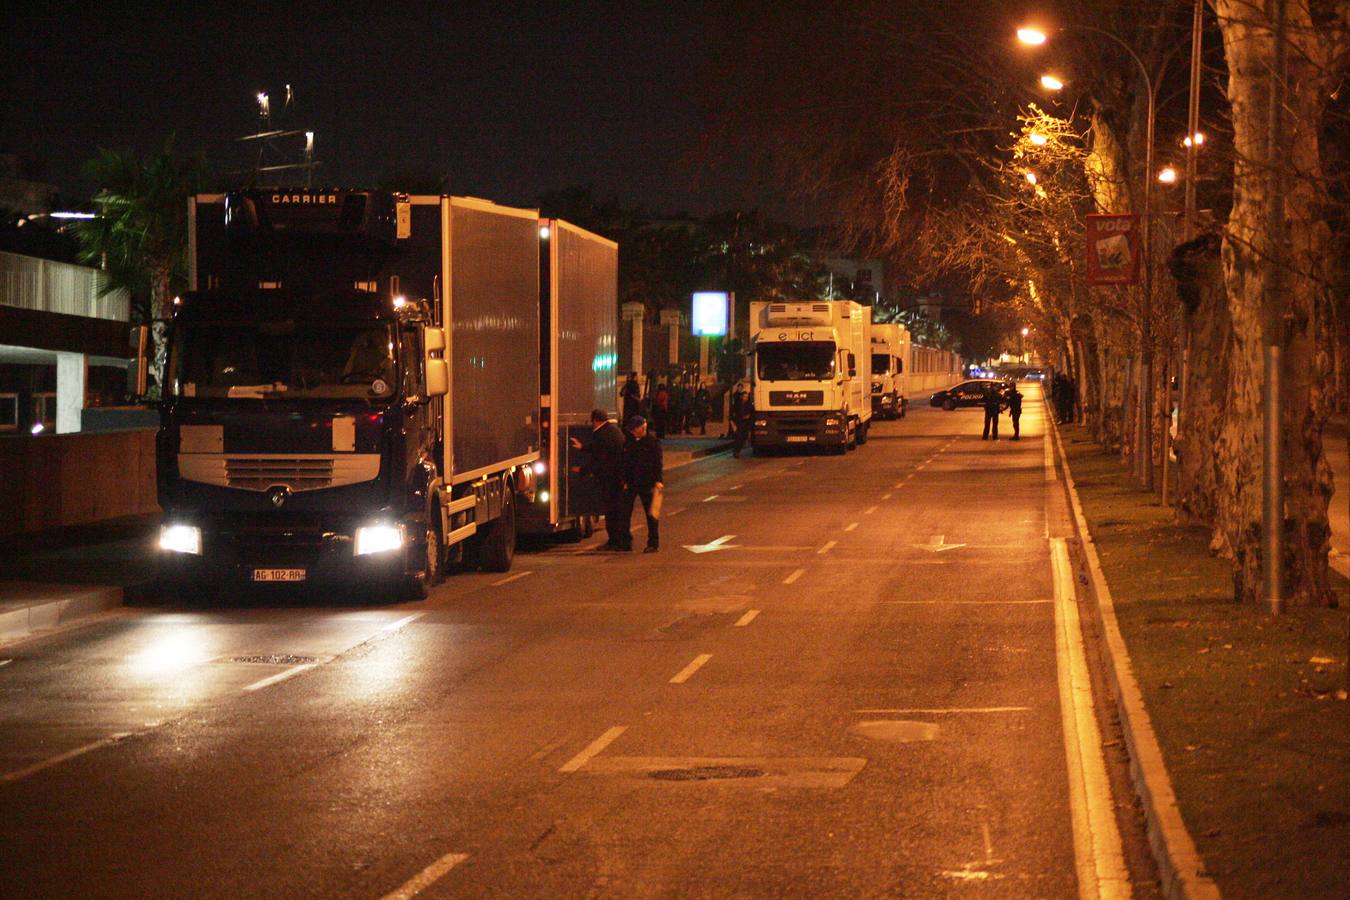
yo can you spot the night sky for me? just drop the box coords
[3,1,775,216]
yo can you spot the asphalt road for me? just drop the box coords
[0,384,1147,897]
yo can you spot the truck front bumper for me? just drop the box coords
[158,513,412,591]
[752,411,846,447]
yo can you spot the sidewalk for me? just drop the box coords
[0,514,159,643]
[1053,421,1349,898]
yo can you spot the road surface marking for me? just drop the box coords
[244,663,318,692]
[783,568,806,585]
[883,599,1050,605]
[559,725,627,773]
[670,653,713,684]
[666,506,687,517]
[703,494,719,502]
[1,732,132,783]
[381,613,424,633]
[893,481,905,489]
[0,659,10,668]
[734,609,760,627]
[684,535,740,554]
[379,851,470,900]
[864,506,877,515]
[881,493,893,501]
[844,522,859,532]
[729,484,743,491]
[490,570,534,587]
[1051,537,1130,899]
[915,534,967,552]
[817,540,837,554]
[982,821,996,863]
[853,706,1031,714]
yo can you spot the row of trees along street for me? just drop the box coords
[708,0,1348,606]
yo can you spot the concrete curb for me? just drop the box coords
[1046,402,1220,899]
[0,585,124,644]
[664,441,733,469]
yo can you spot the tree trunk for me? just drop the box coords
[1212,0,1338,605]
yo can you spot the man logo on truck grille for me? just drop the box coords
[268,486,291,508]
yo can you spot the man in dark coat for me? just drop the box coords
[621,415,664,553]
[981,384,1002,440]
[730,382,754,458]
[572,408,627,550]
[1006,386,1024,440]
[620,372,641,426]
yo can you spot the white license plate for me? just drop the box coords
[786,436,811,443]
[252,568,307,582]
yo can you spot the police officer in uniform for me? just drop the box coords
[981,384,1002,440]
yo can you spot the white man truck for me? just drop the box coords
[750,300,872,453]
[870,322,910,419]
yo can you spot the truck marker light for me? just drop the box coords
[354,523,404,556]
[532,461,546,475]
[537,490,550,504]
[159,524,202,555]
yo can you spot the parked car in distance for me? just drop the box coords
[930,379,1006,411]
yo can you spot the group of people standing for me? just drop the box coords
[981,383,1024,441]
[1048,374,1078,424]
[573,408,664,553]
[620,372,713,440]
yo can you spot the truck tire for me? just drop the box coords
[401,511,444,601]
[899,398,908,419]
[857,422,869,445]
[478,481,517,573]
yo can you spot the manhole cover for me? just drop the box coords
[649,765,765,781]
[231,654,317,665]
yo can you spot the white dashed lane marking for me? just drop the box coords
[783,568,805,585]
[559,726,628,773]
[734,610,760,627]
[670,654,713,684]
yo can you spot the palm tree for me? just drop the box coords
[73,136,208,324]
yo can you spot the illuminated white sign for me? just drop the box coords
[691,292,729,336]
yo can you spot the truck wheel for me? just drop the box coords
[401,513,444,601]
[899,399,908,419]
[857,422,869,445]
[478,482,517,573]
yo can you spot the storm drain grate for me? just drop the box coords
[231,654,318,666]
[648,766,765,781]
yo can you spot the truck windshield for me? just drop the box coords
[757,342,836,381]
[871,353,891,375]
[169,321,398,400]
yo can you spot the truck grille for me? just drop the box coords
[775,414,825,437]
[226,458,334,491]
[177,453,381,492]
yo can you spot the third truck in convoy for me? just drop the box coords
[749,300,872,453]
[869,322,910,420]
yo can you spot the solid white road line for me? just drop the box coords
[883,599,1051,605]
[244,663,318,693]
[853,706,1031,714]
[1,732,132,783]
[1052,537,1130,899]
[490,571,534,587]
[669,653,713,684]
[734,609,760,627]
[817,540,837,554]
[864,506,878,515]
[559,725,628,773]
[783,568,805,585]
[379,851,470,900]
[844,522,859,532]
[381,613,425,633]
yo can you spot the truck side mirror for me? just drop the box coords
[423,325,448,397]
[847,352,857,377]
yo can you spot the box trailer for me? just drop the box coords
[519,218,619,538]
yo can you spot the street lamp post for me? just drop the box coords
[1019,24,1158,490]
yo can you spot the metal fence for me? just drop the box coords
[0,251,129,321]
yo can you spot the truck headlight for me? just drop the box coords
[824,416,840,426]
[754,419,767,427]
[354,523,404,556]
[159,524,202,555]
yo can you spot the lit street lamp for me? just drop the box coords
[1018,23,1159,489]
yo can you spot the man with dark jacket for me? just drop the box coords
[730,382,754,458]
[573,409,627,550]
[621,415,664,553]
[1006,386,1024,440]
[982,384,1002,440]
[620,372,641,425]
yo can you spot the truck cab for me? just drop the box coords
[749,300,872,452]
[870,322,910,420]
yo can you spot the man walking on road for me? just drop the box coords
[621,415,663,553]
[1007,385,1023,440]
[573,409,628,550]
[981,384,1002,440]
[730,382,754,458]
